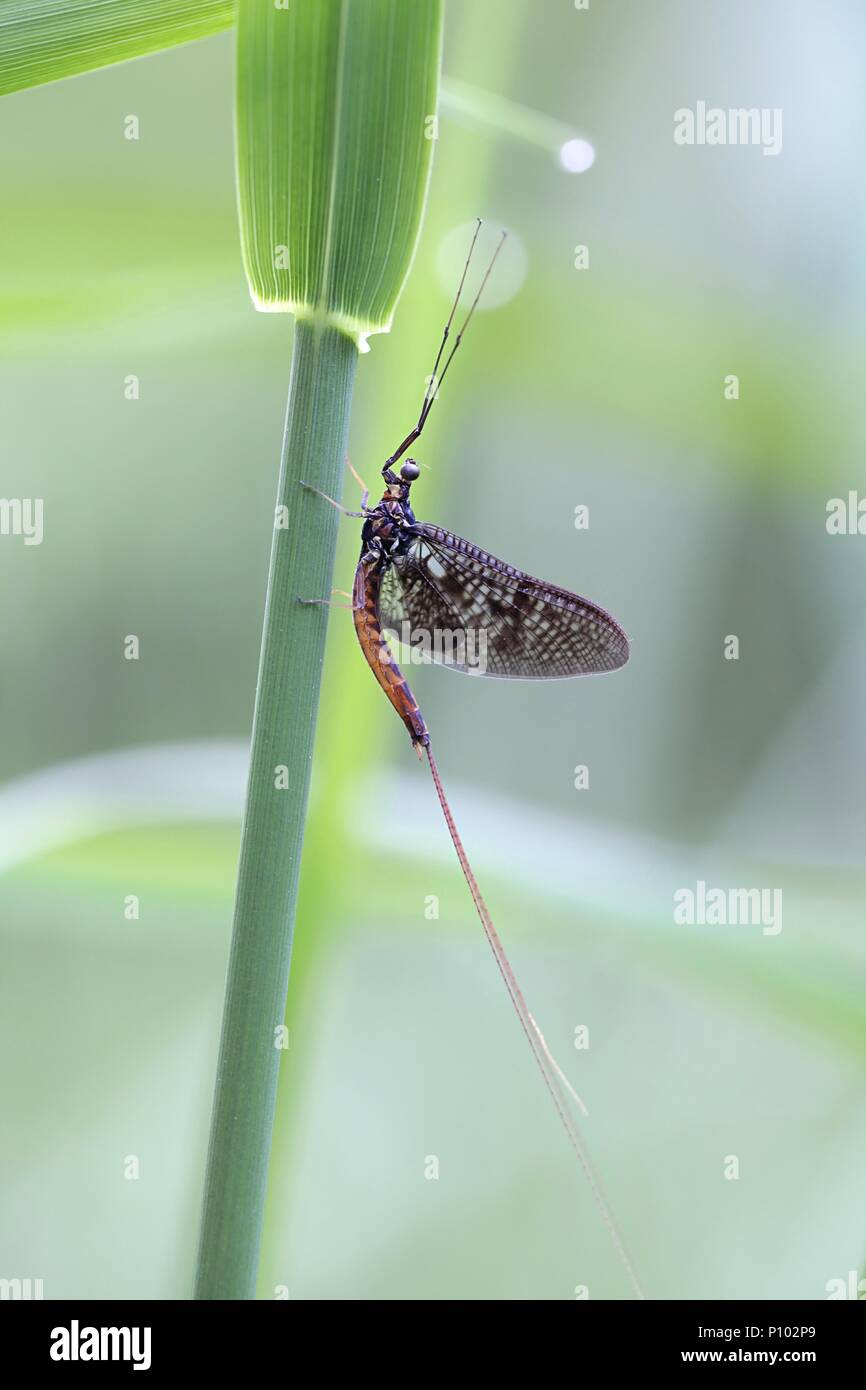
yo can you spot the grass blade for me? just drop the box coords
[236,0,441,347]
[0,0,233,95]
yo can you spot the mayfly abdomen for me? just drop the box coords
[352,559,429,748]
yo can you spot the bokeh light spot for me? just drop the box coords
[559,138,595,173]
[436,221,527,311]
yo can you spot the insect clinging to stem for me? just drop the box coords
[300,219,641,1298]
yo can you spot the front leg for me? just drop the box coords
[298,480,366,518]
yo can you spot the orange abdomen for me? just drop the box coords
[353,560,429,747]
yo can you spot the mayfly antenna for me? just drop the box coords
[421,217,482,424]
[384,220,507,470]
[418,227,507,430]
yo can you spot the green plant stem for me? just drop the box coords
[195,320,357,1299]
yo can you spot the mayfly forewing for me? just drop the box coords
[377,525,629,679]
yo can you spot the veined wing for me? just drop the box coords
[377,523,629,679]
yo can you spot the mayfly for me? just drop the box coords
[302,221,641,1298]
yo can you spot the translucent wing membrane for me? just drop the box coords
[378,523,629,679]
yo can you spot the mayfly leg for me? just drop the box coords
[298,480,365,518]
[300,453,371,514]
[345,457,369,510]
[297,590,357,611]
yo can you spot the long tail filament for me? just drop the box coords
[424,742,645,1300]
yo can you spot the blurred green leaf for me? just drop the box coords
[236,0,442,346]
[441,75,578,155]
[0,0,233,96]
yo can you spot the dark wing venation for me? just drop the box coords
[376,523,629,680]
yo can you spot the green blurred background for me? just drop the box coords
[1,0,865,1300]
